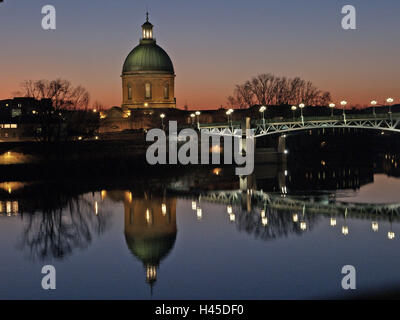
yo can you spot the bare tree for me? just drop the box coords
[227,73,331,108]
[16,79,91,142]
[18,79,90,111]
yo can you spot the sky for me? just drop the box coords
[0,0,399,109]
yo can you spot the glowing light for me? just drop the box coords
[330,218,337,227]
[95,201,98,215]
[259,106,267,112]
[299,103,305,108]
[388,231,395,240]
[190,113,195,118]
[101,190,106,200]
[372,221,379,232]
[161,203,167,216]
[227,205,233,214]
[300,221,307,231]
[146,209,152,224]
[386,98,394,104]
[370,100,377,106]
[342,226,349,235]
[195,111,201,116]
[262,217,268,226]
[340,100,347,106]
[191,201,197,210]
[211,145,222,153]
[293,214,298,222]
[329,103,335,108]
[196,208,202,220]
[160,113,166,119]
[261,210,265,218]
[212,167,222,175]
[291,106,297,111]
[146,266,157,282]
[229,213,235,222]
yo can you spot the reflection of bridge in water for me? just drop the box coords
[199,189,400,218]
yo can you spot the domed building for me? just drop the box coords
[122,13,176,109]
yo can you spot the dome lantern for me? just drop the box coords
[142,12,153,40]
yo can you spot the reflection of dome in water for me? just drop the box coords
[125,233,177,267]
[122,192,177,292]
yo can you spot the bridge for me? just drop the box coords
[199,112,400,138]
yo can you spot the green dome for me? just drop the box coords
[122,39,174,74]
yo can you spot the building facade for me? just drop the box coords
[121,14,176,109]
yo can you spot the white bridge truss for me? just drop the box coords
[199,113,400,138]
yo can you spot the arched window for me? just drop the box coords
[127,84,132,100]
[145,83,152,99]
[164,83,169,99]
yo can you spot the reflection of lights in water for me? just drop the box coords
[229,213,235,222]
[196,208,202,220]
[192,201,197,210]
[227,205,232,214]
[161,203,167,216]
[95,201,98,215]
[372,221,379,232]
[262,217,268,226]
[261,210,265,218]
[101,190,106,200]
[330,218,337,227]
[0,201,18,215]
[292,214,298,222]
[342,226,349,235]
[300,222,307,231]
[212,168,222,176]
[388,232,395,240]
[146,209,152,225]
[146,265,157,282]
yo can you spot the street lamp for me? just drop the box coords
[370,100,377,116]
[291,106,297,121]
[190,113,195,126]
[387,98,394,122]
[226,108,234,130]
[329,103,335,117]
[160,113,166,129]
[340,100,347,123]
[195,111,201,129]
[259,106,266,126]
[299,103,305,124]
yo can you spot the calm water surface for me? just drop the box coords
[1,155,400,299]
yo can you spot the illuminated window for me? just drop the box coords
[4,124,10,128]
[145,83,152,99]
[10,124,17,129]
[127,84,132,100]
[164,84,169,99]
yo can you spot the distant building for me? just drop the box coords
[0,97,52,141]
